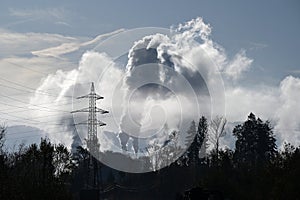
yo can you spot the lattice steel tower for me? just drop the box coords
[72,82,108,156]
[71,82,108,188]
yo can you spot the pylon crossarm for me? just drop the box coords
[76,93,104,100]
[71,108,89,113]
[71,108,109,113]
[96,120,106,126]
[74,120,106,126]
[95,94,104,100]
[76,94,89,99]
[95,108,109,114]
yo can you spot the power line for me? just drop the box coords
[6,125,75,135]
[0,77,73,98]
[6,134,44,141]
[0,114,75,127]
[0,111,42,123]
[0,117,72,128]
[0,99,82,114]
[2,60,78,82]
[0,100,68,112]
[0,79,90,93]
[5,126,77,141]
[0,93,71,113]
[0,114,73,124]
[0,83,72,98]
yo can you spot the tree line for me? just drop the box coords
[0,112,299,199]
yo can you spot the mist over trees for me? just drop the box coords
[0,113,299,199]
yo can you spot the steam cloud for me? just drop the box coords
[29,17,300,153]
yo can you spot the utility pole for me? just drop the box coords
[72,82,109,190]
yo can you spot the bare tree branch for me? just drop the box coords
[209,116,227,156]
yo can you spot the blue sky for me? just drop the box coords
[0,1,300,149]
[1,0,299,85]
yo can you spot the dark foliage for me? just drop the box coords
[0,113,299,199]
[0,136,73,200]
[233,113,277,168]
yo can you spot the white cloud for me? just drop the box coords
[249,42,268,50]
[225,49,253,80]
[9,7,67,21]
[0,29,77,57]
[32,29,125,58]
[2,17,298,153]
[26,17,254,151]
[0,29,125,149]
[288,69,300,75]
[28,68,78,148]
[224,76,300,147]
[0,56,76,98]
[28,51,125,150]
[0,29,126,95]
[275,76,300,145]
[225,86,279,122]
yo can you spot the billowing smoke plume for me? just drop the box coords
[117,17,245,151]
[28,17,254,152]
[29,69,78,149]
[275,76,300,145]
[34,17,300,154]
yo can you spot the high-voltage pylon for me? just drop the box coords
[72,82,108,155]
[71,82,109,189]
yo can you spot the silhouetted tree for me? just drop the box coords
[185,120,197,165]
[0,125,7,199]
[233,113,276,168]
[53,144,74,182]
[1,113,300,199]
[185,117,210,167]
[0,137,74,200]
[0,125,6,153]
[198,116,209,159]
